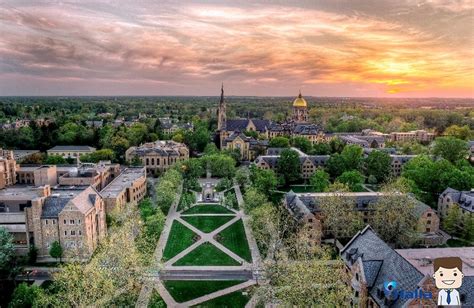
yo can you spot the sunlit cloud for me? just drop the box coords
[0,1,472,97]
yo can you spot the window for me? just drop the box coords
[64,230,68,236]
[427,213,432,217]
[52,220,56,225]
[355,291,359,298]
[427,220,431,225]
[45,220,48,225]
[71,230,76,236]
[78,220,81,224]
[64,220,67,224]
[70,219,74,224]
[355,273,359,281]
[79,231,82,235]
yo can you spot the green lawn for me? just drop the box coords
[216,219,252,262]
[193,290,251,307]
[182,204,234,215]
[163,280,244,303]
[182,216,234,233]
[148,289,166,308]
[173,242,241,266]
[163,220,199,261]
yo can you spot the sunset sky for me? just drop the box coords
[0,0,473,97]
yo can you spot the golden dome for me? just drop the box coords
[292,91,307,107]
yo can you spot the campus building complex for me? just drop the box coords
[0,162,146,260]
[284,191,442,246]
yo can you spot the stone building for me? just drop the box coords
[438,187,474,218]
[58,161,120,191]
[100,167,147,212]
[284,191,442,246]
[390,130,435,143]
[215,86,325,151]
[125,140,189,175]
[47,145,96,159]
[32,185,106,260]
[0,184,106,260]
[389,155,417,176]
[0,149,16,189]
[254,148,329,179]
[221,131,268,161]
[292,91,308,123]
[341,226,474,307]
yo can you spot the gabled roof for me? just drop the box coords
[341,226,424,308]
[440,187,474,213]
[42,186,98,218]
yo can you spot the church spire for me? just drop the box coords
[217,83,227,131]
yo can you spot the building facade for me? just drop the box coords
[100,167,147,212]
[0,149,16,189]
[125,140,189,175]
[284,191,442,246]
[47,145,96,159]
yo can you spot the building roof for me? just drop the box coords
[284,192,431,218]
[129,140,187,157]
[292,124,321,135]
[440,187,474,213]
[42,186,96,218]
[48,145,96,152]
[395,247,474,276]
[100,167,146,198]
[341,226,424,307]
[0,185,45,201]
[224,119,270,133]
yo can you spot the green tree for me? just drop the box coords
[44,155,67,165]
[9,283,43,308]
[277,149,300,185]
[309,169,330,192]
[443,206,463,236]
[311,142,331,155]
[80,149,115,163]
[329,137,345,153]
[432,137,468,163]
[326,153,346,178]
[172,132,185,143]
[268,136,290,148]
[463,215,474,242]
[291,137,312,153]
[49,241,63,262]
[370,184,419,248]
[365,150,392,183]
[340,145,364,171]
[0,227,14,271]
[336,170,364,192]
[204,153,236,178]
[235,167,250,187]
[250,166,278,194]
[243,187,268,213]
[444,124,473,140]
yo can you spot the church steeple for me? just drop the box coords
[217,83,227,131]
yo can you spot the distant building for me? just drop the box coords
[221,131,268,161]
[216,85,325,148]
[390,130,435,143]
[100,167,147,212]
[11,150,40,162]
[254,148,329,179]
[125,140,189,175]
[160,118,194,135]
[85,120,103,128]
[438,187,474,218]
[0,149,16,189]
[390,154,417,176]
[47,145,96,159]
[340,135,386,148]
[284,191,442,246]
[58,161,121,191]
[340,226,473,307]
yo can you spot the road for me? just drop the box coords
[156,269,254,281]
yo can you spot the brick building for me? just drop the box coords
[0,149,16,189]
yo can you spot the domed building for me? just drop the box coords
[292,91,308,123]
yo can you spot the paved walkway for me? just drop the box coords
[136,183,183,307]
[137,179,262,307]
